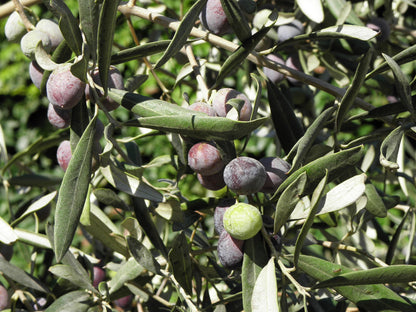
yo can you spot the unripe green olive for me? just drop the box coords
[223,203,263,240]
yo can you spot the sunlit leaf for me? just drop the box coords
[44,290,93,312]
[296,0,324,23]
[251,257,280,312]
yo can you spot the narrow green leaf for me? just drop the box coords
[242,233,269,312]
[126,115,267,141]
[294,172,328,267]
[79,0,99,62]
[367,44,416,79]
[111,40,171,65]
[220,0,252,42]
[267,82,304,153]
[296,0,324,23]
[382,53,414,118]
[93,188,130,211]
[0,257,49,293]
[155,0,207,69]
[83,204,130,257]
[127,236,161,275]
[49,264,96,292]
[364,183,387,217]
[100,142,163,202]
[46,0,83,55]
[314,265,416,288]
[251,257,280,312]
[108,257,144,294]
[270,145,364,202]
[291,174,367,220]
[0,217,18,244]
[44,290,93,312]
[325,0,363,25]
[97,0,119,94]
[274,172,307,234]
[288,255,415,312]
[386,209,409,265]
[169,232,193,295]
[54,115,97,262]
[379,125,407,170]
[213,17,276,88]
[11,191,57,226]
[336,49,373,132]
[7,174,61,187]
[288,105,337,172]
[132,197,169,259]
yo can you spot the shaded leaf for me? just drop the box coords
[0,257,49,293]
[97,0,119,94]
[213,17,276,88]
[379,125,407,170]
[93,188,131,211]
[54,115,97,262]
[11,191,57,226]
[111,41,171,65]
[325,0,363,25]
[100,141,163,202]
[251,257,279,312]
[242,233,269,312]
[45,0,83,55]
[288,105,337,172]
[288,255,415,312]
[127,236,161,274]
[294,172,328,267]
[274,172,307,234]
[382,53,414,118]
[79,0,99,62]
[267,82,304,153]
[220,0,251,42]
[367,44,416,79]
[364,183,387,218]
[314,265,416,288]
[49,264,96,292]
[7,174,62,187]
[336,49,373,132]
[155,0,207,68]
[108,257,144,294]
[83,205,129,257]
[45,290,93,312]
[169,232,193,295]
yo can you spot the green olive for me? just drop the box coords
[223,203,263,240]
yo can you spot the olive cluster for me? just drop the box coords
[184,89,291,268]
[5,11,125,172]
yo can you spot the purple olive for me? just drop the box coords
[85,66,124,111]
[56,140,72,171]
[199,0,232,35]
[259,157,291,193]
[217,231,244,268]
[214,198,236,235]
[188,142,224,176]
[263,54,285,84]
[47,64,86,110]
[197,170,226,191]
[212,88,252,121]
[47,103,71,129]
[223,156,267,195]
